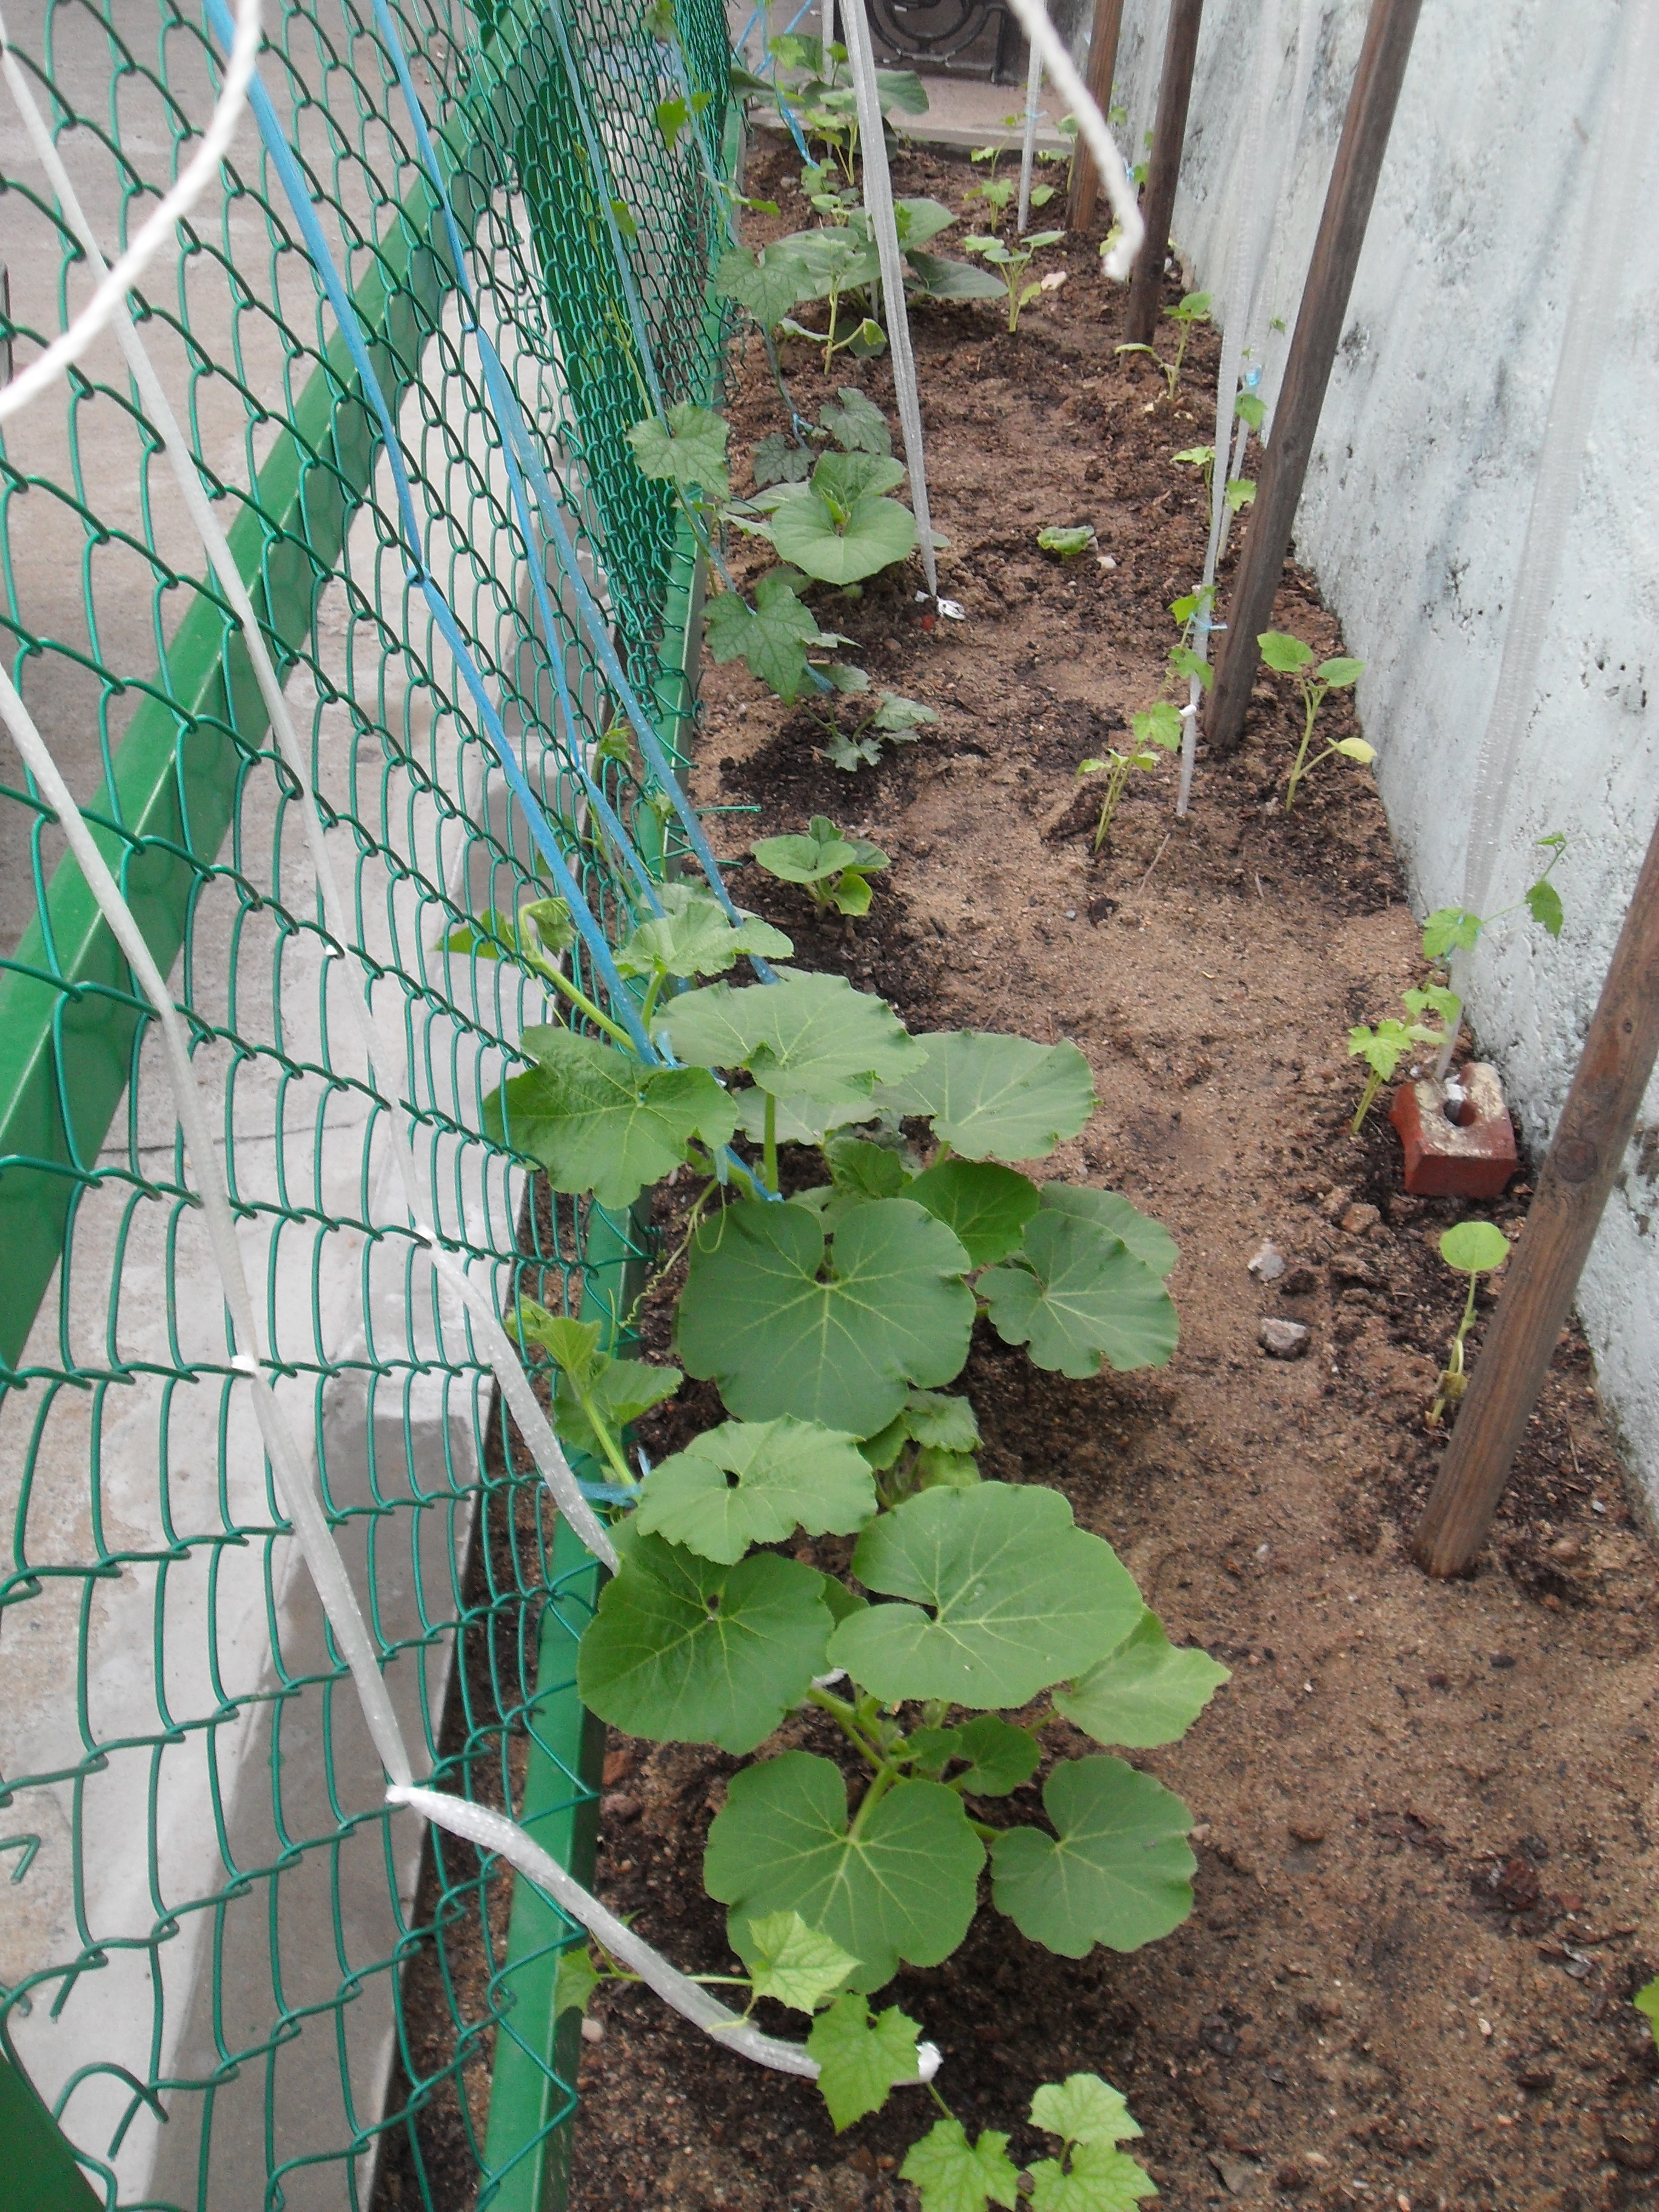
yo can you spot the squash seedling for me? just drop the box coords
[752,816,890,917]
[964,229,1065,332]
[1417,833,1569,1079]
[1256,631,1372,810]
[1428,1219,1511,1427]
[818,684,939,771]
[1078,701,1183,849]
[1346,985,1460,1133]
[1037,524,1094,558]
[1116,290,1210,401]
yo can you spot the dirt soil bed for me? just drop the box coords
[563,138,1659,2212]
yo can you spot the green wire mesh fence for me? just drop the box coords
[0,0,731,2201]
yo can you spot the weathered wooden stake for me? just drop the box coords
[1205,0,1423,755]
[1122,0,1205,347]
[1415,805,1659,1576]
[1066,0,1127,232]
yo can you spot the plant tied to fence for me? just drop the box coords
[464,868,1227,2168]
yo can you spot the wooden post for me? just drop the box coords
[1122,0,1205,347]
[1415,806,1659,1576]
[1205,0,1423,755]
[1067,0,1127,232]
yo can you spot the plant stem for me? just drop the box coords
[530,957,637,1051]
[1351,1068,1384,1136]
[640,964,668,1032]
[806,1686,886,1771]
[1284,685,1320,812]
[576,1386,640,1492]
[847,1760,899,1838]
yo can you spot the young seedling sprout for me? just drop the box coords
[1256,631,1373,810]
[1116,290,1211,401]
[1037,523,1094,558]
[1418,834,1569,1079]
[1428,1220,1511,1427]
[1078,701,1183,849]
[964,229,1064,332]
[752,816,890,916]
[1346,985,1460,1133]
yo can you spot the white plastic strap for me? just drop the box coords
[2,53,619,1573]
[0,662,417,1789]
[0,0,261,421]
[390,1787,822,2073]
[1002,0,1142,279]
[1017,41,1043,235]
[838,0,940,605]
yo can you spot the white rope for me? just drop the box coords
[1016,39,1043,235]
[838,0,943,607]
[1002,0,1142,279]
[0,659,418,1788]
[391,1788,830,2074]
[0,0,261,423]
[2,47,619,1573]
[1176,0,1281,817]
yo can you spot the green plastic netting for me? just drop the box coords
[0,0,732,2201]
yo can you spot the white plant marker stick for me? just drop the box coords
[1176,0,1280,818]
[1002,0,1141,278]
[839,0,948,607]
[823,0,835,54]
[1017,38,1044,235]
[0,0,261,421]
[0,662,417,1788]
[3,45,619,1574]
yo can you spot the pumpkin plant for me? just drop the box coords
[475,882,1226,2165]
[1428,1219,1512,1426]
[1256,631,1373,811]
[752,816,890,915]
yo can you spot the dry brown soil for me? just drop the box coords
[559,138,1659,2212]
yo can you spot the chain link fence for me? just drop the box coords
[0,0,731,2200]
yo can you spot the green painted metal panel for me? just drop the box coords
[0,2054,101,2211]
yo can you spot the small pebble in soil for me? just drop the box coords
[1288,1820,1326,1845]
[1248,1240,1286,1281]
[1340,1202,1381,1235]
[1260,1317,1311,1358]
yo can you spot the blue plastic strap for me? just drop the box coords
[369,0,773,973]
[204,0,657,1047]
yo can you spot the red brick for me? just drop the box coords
[1390,1062,1518,1199]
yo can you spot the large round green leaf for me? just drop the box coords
[576,1527,831,1754]
[635,1416,877,1564]
[1053,1611,1230,1749]
[1037,1183,1178,1278]
[980,1212,1178,1377]
[615,883,793,981]
[876,1032,1096,1161]
[705,1750,984,1990]
[714,242,809,332]
[989,1755,1195,1956]
[488,1028,737,1208]
[828,1483,1142,1708]
[771,485,918,587]
[906,1159,1040,1267]
[1439,1219,1510,1275]
[657,970,925,1118]
[677,1199,975,1433]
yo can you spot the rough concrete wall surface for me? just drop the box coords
[1110,0,1659,1509]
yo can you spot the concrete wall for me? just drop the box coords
[1111,0,1659,1510]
